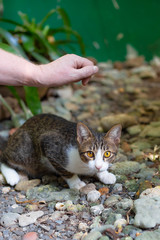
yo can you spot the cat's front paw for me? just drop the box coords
[97,171,116,185]
[1,164,20,186]
[65,174,86,190]
[70,180,86,190]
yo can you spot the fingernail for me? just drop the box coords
[93,66,99,73]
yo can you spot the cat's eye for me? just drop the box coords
[87,151,94,158]
[104,151,111,158]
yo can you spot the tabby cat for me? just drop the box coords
[0,114,121,189]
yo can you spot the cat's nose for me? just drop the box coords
[96,165,102,171]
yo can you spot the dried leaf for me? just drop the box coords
[98,187,109,195]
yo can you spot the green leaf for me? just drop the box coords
[31,51,50,64]
[0,0,3,17]
[38,9,57,28]
[56,7,71,39]
[49,27,86,56]
[21,35,35,52]
[0,27,28,58]
[0,42,18,54]
[24,86,42,115]
[7,86,21,104]
[7,86,32,119]
[0,17,24,27]
[18,11,30,27]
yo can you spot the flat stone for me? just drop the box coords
[15,179,41,191]
[134,197,160,228]
[1,212,20,227]
[19,211,44,227]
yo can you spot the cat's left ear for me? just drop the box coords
[105,124,122,146]
[77,122,92,144]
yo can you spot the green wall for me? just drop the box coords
[2,0,160,61]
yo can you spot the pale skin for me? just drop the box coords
[0,49,98,87]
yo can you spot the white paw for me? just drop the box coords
[97,171,116,185]
[70,180,86,190]
[65,175,86,190]
[1,164,20,186]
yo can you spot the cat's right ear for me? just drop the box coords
[77,123,92,144]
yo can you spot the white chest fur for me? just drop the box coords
[66,146,96,176]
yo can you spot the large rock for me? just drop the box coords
[134,196,160,228]
[135,229,160,240]
[140,125,160,137]
[110,161,141,175]
[101,113,137,131]
[26,184,80,202]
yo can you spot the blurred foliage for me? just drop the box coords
[0,0,3,17]
[0,7,85,62]
[0,7,85,122]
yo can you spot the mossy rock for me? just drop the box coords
[111,161,141,175]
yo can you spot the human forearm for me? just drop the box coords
[0,49,36,86]
[0,49,98,87]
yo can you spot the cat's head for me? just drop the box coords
[77,123,122,173]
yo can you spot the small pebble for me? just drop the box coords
[50,211,63,221]
[2,186,11,194]
[78,222,89,231]
[114,218,127,228]
[87,190,101,202]
[22,232,38,240]
[90,204,104,216]
[80,183,96,195]
[113,183,123,192]
[55,202,66,210]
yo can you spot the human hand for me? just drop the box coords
[34,54,99,87]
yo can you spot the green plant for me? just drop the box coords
[0,7,85,62]
[0,7,85,123]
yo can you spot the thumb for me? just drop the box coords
[76,65,98,79]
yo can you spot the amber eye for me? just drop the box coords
[104,151,111,158]
[87,151,94,158]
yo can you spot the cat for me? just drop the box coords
[0,114,122,189]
